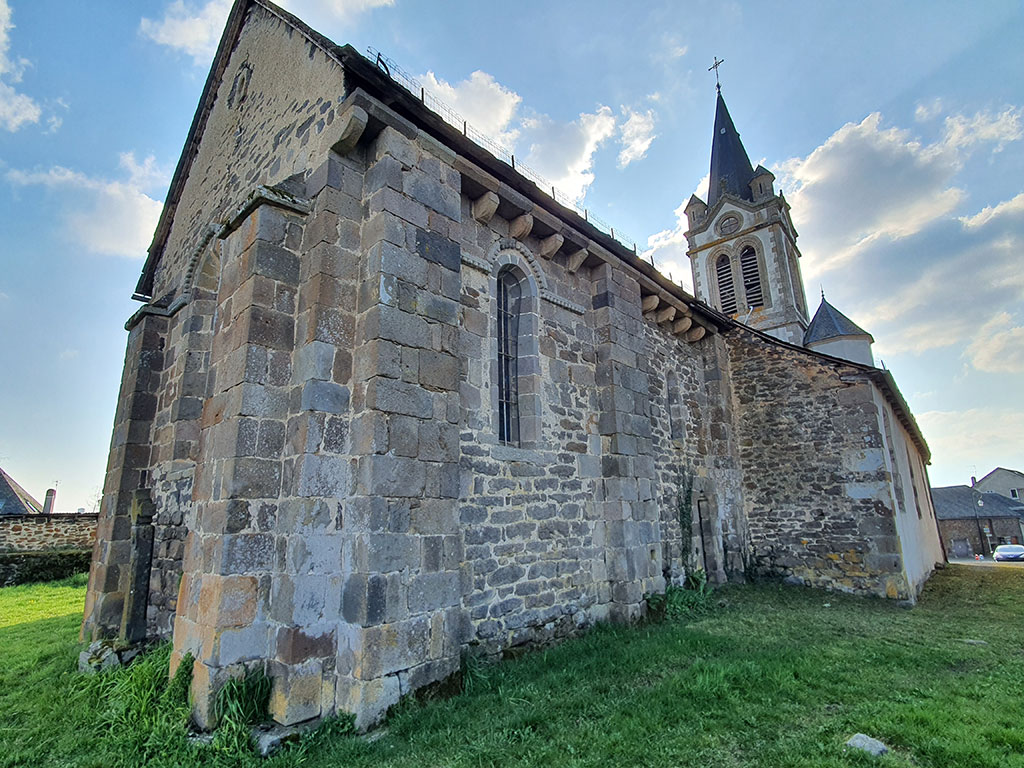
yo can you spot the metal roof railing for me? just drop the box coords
[366,47,639,254]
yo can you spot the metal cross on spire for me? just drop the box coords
[709,56,725,92]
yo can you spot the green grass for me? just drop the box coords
[2,565,1023,767]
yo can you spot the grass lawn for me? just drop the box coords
[1,565,1022,767]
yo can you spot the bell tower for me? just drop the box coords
[685,86,809,344]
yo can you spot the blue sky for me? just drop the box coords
[1,0,1022,511]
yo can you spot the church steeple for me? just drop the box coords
[708,91,756,207]
[685,85,811,345]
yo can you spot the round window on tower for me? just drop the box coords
[718,214,740,235]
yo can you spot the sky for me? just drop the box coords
[0,0,1022,512]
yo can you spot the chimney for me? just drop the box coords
[971,476,977,487]
[43,488,56,515]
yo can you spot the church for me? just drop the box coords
[81,0,944,730]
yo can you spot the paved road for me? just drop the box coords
[948,558,1024,568]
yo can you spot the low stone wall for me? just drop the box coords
[0,513,98,552]
[0,550,92,587]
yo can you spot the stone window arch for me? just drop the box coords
[714,253,738,315]
[489,246,541,447]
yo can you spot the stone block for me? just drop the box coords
[249,241,300,285]
[269,659,324,726]
[342,573,388,626]
[410,498,458,535]
[407,571,461,614]
[216,622,270,665]
[221,533,275,574]
[225,457,282,499]
[364,377,433,419]
[293,341,335,382]
[300,380,350,414]
[404,168,460,220]
[354,616,430,679]
[415,228,461,272]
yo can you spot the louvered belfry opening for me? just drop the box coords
[716,254,738,315]
[740,246,764,308]
[497,267,522,445]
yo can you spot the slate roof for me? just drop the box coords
[931,485,1024,520]
[977,467,1024,484]
[0,468,43,515]
[707,91,756,208]
[804,298,874,345]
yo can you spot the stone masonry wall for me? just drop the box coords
[0,514,97,552]
[152,2,350,303]
[727,329,909,599]
[645,327,746,584]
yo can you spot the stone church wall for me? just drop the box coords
[727,330,910,599]
[83,1,940,731]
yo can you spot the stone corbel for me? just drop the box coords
[538,233,563,260]
[331,105,369,155]
[684,325,706,343]
[655,305,677,324]
[672,316,693,335]
[472,192,499,224]
[510,213,534,240]
[641,295,660,314]
[567,249,588,274]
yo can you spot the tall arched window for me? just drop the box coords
[497,266,522,445]
[715,254,737,315]
[740,246,764,308]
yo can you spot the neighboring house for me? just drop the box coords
[82,0,945,730]
[0,468,44,515]
[973,467,1024,502]
[932,484,1024,558]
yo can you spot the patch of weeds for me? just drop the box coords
[75,644,196,765]
[211,667,272,755]
[648,569,714,621]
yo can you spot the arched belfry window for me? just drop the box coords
[715,254,737,315]
[740,246,764,308]
[497,266,522,444]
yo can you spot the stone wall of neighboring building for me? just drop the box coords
[0,513,97,552]
[939,517,1024,558]
[728,330,913,599]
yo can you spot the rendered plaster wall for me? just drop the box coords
[874,390,944,596]
[727,330,910,599]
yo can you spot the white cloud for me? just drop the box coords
[960,192,1024,230]
[918,407,1024,486]
[642,198,693,292]
[140,0,394,64]
[7,152,168,258]
[914,98,943,122]
[140,0,233,65]
[777,112,966,280]
[0,0,41,131]
[520,106,616,204]
[966,313,1024,374]
[617,109,656,168]
[940,107,1022,153]
[417,70,522,150]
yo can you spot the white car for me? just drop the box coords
[992,544,1024,562]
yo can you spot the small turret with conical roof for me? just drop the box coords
[685,83,809,344]
[804,294,875,366]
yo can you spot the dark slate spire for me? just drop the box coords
[803,298,874,345]
[708,90,756,208]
